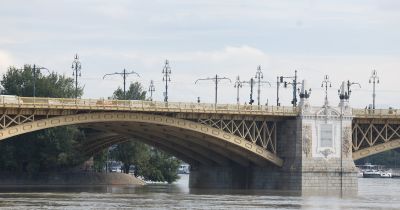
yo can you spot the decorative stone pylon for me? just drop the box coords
[296,80,357,195]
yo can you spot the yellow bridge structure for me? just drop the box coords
[0,96,399,194]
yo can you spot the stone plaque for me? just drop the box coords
[320,124,333,148]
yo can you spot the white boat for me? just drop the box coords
[357,163,393,178]
[363,169,381,178]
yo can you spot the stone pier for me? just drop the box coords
[189,80,358,195]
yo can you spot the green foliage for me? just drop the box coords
[110,141,150,174]
[93,150,107,172]
[0,65,87,175]
[1,65,83,98]
[112,81,146,100]
[139,150,180,183]
[108,82,181,183]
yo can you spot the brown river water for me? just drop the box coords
[0,174,399,209]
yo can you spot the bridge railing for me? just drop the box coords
[353,108,400,118]
[0,96,298,116]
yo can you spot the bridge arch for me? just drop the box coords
[0,112,283,167]
[352,139,400,160]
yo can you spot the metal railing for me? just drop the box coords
[0,96,298,116]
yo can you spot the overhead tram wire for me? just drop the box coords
[103,69,140,100]
[195,75,231,106]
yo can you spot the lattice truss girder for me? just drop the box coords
[0,114,35,129]
[198,118,277,153]
[352,121,400,151]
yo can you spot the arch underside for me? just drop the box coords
[0,112,283,167]
[352,139,400,160]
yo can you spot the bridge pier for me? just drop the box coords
[189,81,358,195]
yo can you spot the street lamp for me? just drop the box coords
[148,80,155,101]
[338,80,361,101]
[321,75,332,106]
[71,54,82,99]
[31,65,50,97]
[234,76,243,105]
[254,65,271,106]
[162,60,172,102]
[369,70,380,110]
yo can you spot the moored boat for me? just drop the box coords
[363,169,381,178]
[357,163,393,178]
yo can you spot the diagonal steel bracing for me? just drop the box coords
[198,118,277,154]
[352,119,400,160]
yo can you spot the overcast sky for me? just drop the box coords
[1,0,400,108]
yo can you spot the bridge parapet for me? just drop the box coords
[354,108,400,119]
[0,96,298,116]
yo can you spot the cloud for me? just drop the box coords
[93,3,130,19]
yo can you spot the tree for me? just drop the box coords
[109,82,181,182]
[111,81,146,100]
[0,65,87,174]
[110,141,149,174]
[1,65,83,98]
[141,149,180,183]
[92,150,108,172]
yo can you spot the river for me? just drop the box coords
[0,175,399,209]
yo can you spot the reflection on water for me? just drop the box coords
[0,175,400,209]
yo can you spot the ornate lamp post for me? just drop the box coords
[369,70,380,109]
[71,54,82,98]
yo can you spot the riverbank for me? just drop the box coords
[0,172,145,186]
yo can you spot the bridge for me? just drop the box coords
[0,83,399,195]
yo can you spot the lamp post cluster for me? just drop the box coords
[13,55,382,109]
[233,65,272,106]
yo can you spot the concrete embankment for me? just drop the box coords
[0,172,145,186]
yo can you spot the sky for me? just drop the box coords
[1,0,400,108]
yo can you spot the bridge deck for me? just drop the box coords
[0,96,398,119]
[0,96,298,116]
